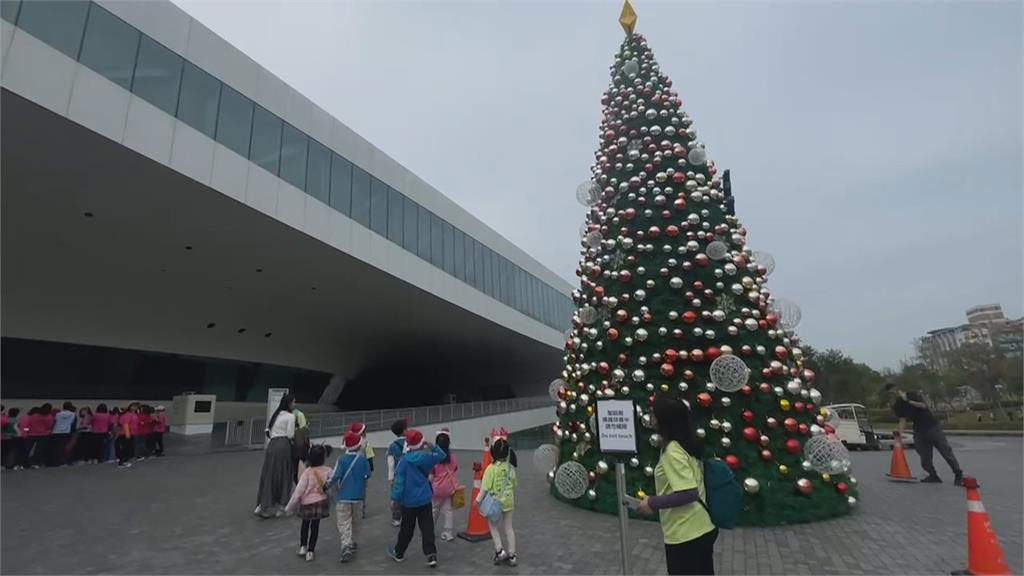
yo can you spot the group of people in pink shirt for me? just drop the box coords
[1,401,168,470]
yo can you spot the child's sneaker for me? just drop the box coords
[297,546,307,556]
[340,546,354,563]
[427,555,438,568]
[493,550,508,565]
[305,551,314,562]
[391,519,401,527]
[506,554,518,567]
[440,531,455,542]
[387,547,404,563]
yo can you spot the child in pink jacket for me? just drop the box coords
[430,429,459,542]
[286,444,333,562]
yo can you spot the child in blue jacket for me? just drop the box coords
[387,429,446,568]
[327,431,370,562]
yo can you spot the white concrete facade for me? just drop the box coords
[1,1,573,397]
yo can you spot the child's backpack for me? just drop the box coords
[698,457,743,529]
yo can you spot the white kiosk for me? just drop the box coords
[170,393,217,435]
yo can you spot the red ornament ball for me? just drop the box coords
[741,409,754,423]
[759,449,773,461]
[690,349,705,362]
[598,362,610,374]
[607,328,620,340]
[664,349,679,363]
[796,478,813,495]
[774,345,788,360]
[696,392,713,408]
[766,417,778,429]
[794,401,806,413]
[660,363,675,377]
[705,347,722,361]
[798,423,809,435]
[740,384,753,396]
[742,426,759,442]
[785,439,801,455]
[724,454,741,470]
[783,417,798,433]
[682,311,697,324]
[836,482,849,496]
[759,382,772,393]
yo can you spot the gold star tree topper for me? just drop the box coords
[619,0,637,35]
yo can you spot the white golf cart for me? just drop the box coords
[824,403,882,451]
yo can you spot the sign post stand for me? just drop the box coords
[616,460,630,576]
[596,399,638,576]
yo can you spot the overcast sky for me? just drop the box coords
[173,0,1022,370]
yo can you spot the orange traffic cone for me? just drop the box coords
[456,461,492,542]
[482,435,493,470]
[886,434,917,482]
[951,477,1011,575]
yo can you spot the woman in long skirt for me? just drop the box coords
[255,393,297,518]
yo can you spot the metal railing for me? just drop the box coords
[223,396,551,447]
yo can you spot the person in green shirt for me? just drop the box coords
[638,396,717,575]
[477,437,518,567]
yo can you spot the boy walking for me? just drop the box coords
[328,431,370,562]
[387,419,408,527]
[388,429,446,568]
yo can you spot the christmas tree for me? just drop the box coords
[547,4,859,526]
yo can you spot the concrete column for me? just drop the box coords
[317,374,346,406]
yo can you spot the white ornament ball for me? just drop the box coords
[744,478,761,494]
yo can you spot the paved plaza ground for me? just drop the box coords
[2,437,1021,575]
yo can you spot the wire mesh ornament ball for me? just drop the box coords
[803,435,851,475]
[752,250,776,276]
[576,180,601,207]
[769,298,803,330]
[623,58,640,76]
[585,230,604,249]
[549,378,566,401]
[709,355,750,393]
[533,444,560,474]
[554,461,590,499]
[687,147,707,166]
[578,306,601,325]
[706,241,729,261]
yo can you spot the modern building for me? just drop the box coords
[966,303,1007,326]
[918,304,1022,370]
[0,0,574,408]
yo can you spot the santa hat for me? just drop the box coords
[404,429,424,452]
[435,427,451,441]
[349,421,366,436]
[343,431,364,451]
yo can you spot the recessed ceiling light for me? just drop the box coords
[311,287,317,291]
[237,328,246,334]
[83,212,94,218]
[185,246,193,251]
[206,322,216,328]
[256,268,263,273]
[264,332,272,338]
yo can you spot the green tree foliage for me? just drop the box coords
[801,347,884,406]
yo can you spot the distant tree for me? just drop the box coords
[802,347,883,406]
[942,343,1012,417]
